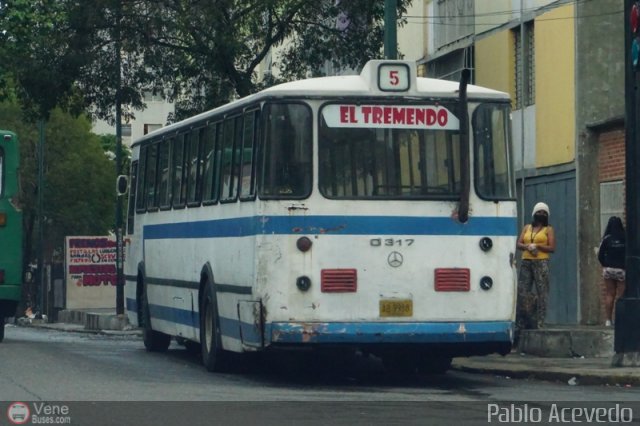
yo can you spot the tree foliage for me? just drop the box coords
[0,0,95,120]
[119,0,411,119]
[0,100,117,262]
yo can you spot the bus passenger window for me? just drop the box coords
[145,143,159,209]
[172,135,185,208]
[201,124,218,202]
[240,110,258,200]
[259,103,312,199]
[157,139,171,208]
[220,118,238,202]
[0,148,4,196]
[187,128,202,205]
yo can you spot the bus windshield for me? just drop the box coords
[0,148,3,196]
[319,102,461,199]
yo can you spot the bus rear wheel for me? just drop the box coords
[141,285,171,352]
[200,281,232,372]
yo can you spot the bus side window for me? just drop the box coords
[157,138,171,208]
[240,110,258,200]
[172,135,186,208]
[201,123,218,203]
[220,117,241,202]
[187,128,203,206]
[260,103,312,198]
[0,147,3,195]
[145,143,159,210]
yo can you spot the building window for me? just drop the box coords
[426,45,475,84]
[514,21,535,109]
[144,124,162,135]
[600,180,624,235]
[122,124,132,137]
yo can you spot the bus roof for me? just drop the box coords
[262,75,510,100]
[133,60,510,147]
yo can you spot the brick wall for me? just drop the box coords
[599,129,625,182]
[598,128,626,323]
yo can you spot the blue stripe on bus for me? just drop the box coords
[269,321,513,344]
[138,299,262,345]
[143,215,517,240]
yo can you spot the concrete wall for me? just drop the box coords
[399,0,427,61]
[575,0,624,324]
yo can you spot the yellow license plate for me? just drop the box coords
[379,299,413,317]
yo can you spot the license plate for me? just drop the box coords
[379,299,413,317]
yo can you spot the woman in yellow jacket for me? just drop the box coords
[515,202,556,338]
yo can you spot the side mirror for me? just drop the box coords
[116,175,129,196]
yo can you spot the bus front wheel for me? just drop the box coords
[200,281,232,372]
[141,285,171,352]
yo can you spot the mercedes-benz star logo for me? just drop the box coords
[387,251,404,267]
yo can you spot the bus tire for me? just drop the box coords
[200,280,232,372]
[141,285,171,352]
[0,316,5,343]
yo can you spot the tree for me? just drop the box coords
[124,0,411,119]
[0,0,93,119]
[0,100,116,266]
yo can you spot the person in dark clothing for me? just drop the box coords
[597,216,626,327]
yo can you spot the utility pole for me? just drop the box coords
[384,0,397,59]
[37,119,45,317]
[114,1,125,316]
[519,0,526,222]
[614,0,640,366]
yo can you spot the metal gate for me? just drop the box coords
[519,170,577,324]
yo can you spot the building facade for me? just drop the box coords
[404,0,625,325]
[92,91,175,147]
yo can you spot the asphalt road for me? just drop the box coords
[2,325,640,425]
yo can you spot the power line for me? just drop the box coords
[404,9,622,27]
[402,0,599,21]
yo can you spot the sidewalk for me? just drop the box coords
[452,353,640,387]
[18,308,140,337]
[452,325,640,387]
[16,312,640,386]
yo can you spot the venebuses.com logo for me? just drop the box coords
[7,402,30,425]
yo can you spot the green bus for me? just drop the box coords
[0,130,22,342]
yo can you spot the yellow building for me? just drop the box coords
[408,0,579,325]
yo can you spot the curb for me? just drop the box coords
[16,319,141,337]
[451,362,640,387]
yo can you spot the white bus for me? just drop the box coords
[124,60,517,373]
